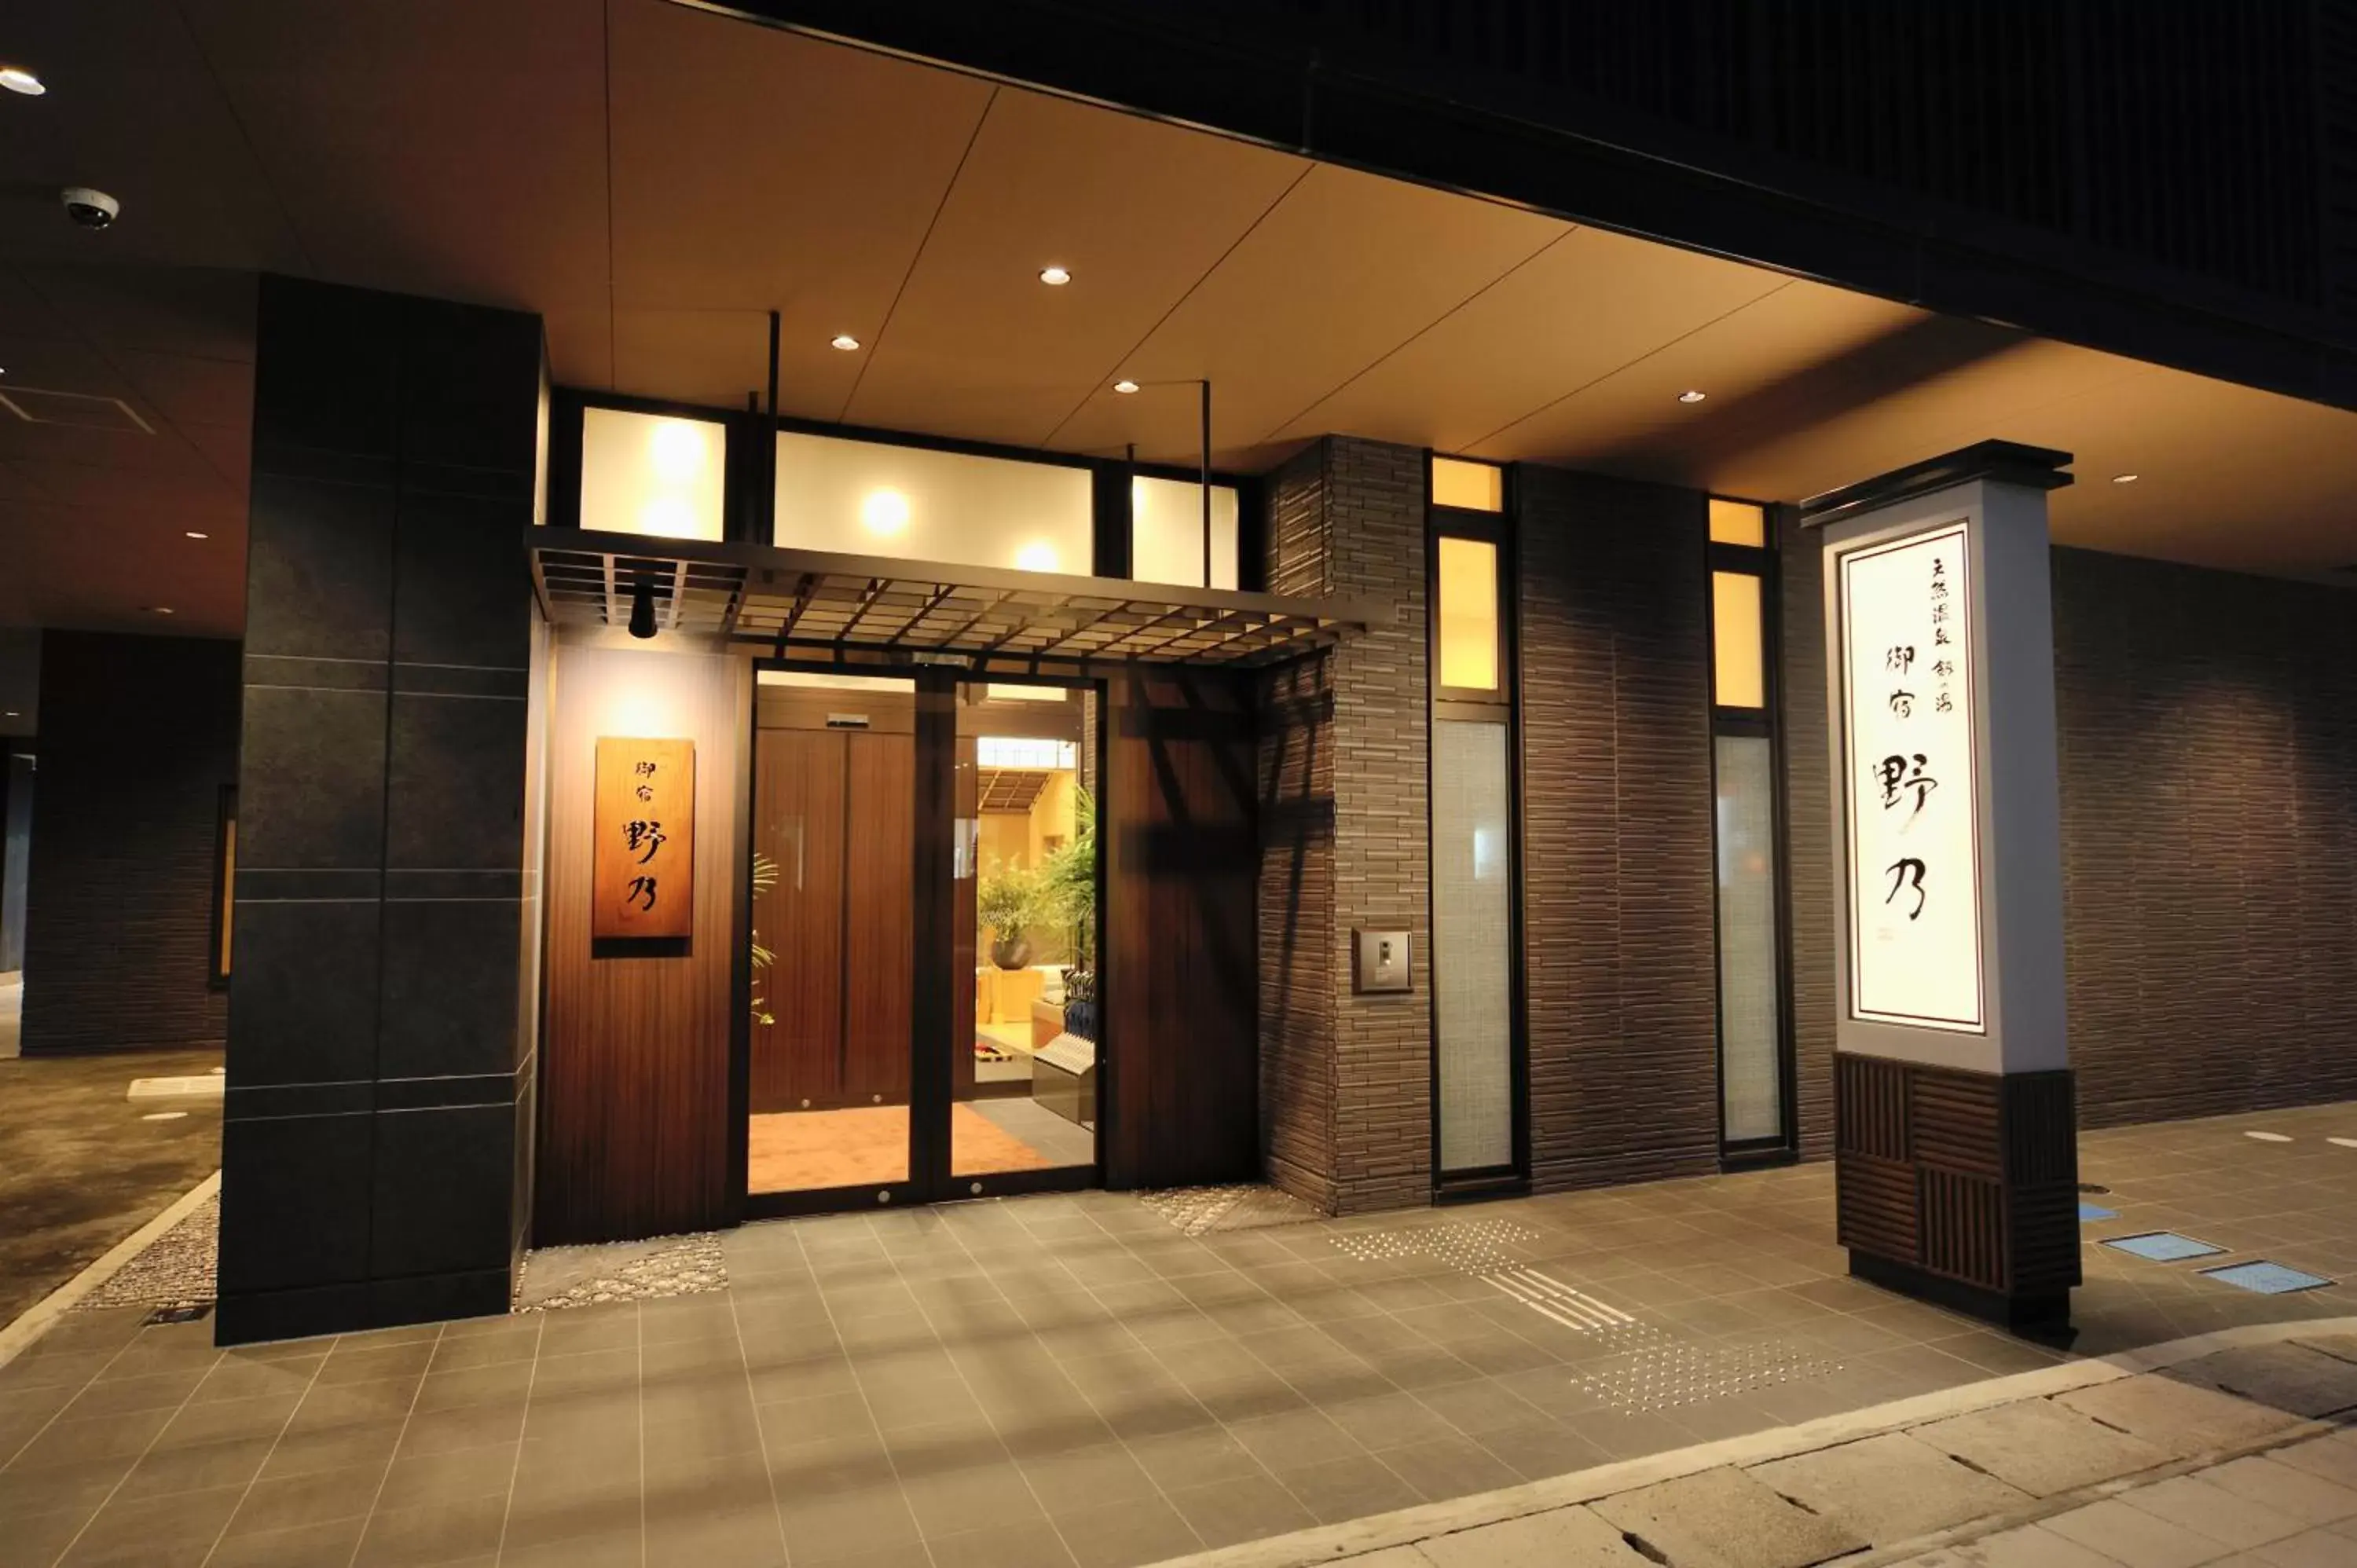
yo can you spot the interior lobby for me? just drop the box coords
[5,2,2357,1565]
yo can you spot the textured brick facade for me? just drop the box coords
[1779,509,1838,1160]
[20,631,240,1056]
[1516,469,1723,1191]
[2050,548,2357,1125]
[1257,438,1431,1214]
[1784,533,2357,1148]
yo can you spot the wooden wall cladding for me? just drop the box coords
[539,640,747,1244]
[1104,672,1259,1189]
[1835,1053,2080,1301]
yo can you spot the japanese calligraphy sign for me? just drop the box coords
[1837,522,1985,1031]
[594,737,695,940]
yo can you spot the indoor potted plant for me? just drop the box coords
[977,862,1045,970]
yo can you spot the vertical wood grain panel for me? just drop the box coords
[1105,672,1259,1189]
[539,639,746,1244]
[845,733,915,1107]
[750,729,843,1112]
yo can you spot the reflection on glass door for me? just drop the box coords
[952,681,1099,1182]
[747,671,915,1197]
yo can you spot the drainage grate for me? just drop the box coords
[2102,1232,2224,1262]
[2078,1203,2118,1222]
[145,1303,211,1325]
[2200,1261,2333,1295]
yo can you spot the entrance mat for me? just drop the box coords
[2199,1261,2335,1295]
[2078,1203,2119,1222]
[2102,1232,2224,1262]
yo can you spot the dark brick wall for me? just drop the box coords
[2051,548,2357,1126]
[1783,536,2357,1147]
[1779,509,1837,1160]
[1255,437,1431,1214]
[1259,447,1337,1210]
[20,632,240,1055]
[1516,469,1721,1191]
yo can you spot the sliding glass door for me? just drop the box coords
[744,666,1100,1214]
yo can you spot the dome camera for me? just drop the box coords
[60,187,119,229]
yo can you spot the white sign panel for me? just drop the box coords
[1838,522,1985,1031]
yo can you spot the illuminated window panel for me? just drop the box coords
[775,431,1091,575]
[1709,497,1768,547]
[1431,456,1504,512]
[581,408,727,541]
[975,736,1076,770]
[1712,570,1765,709]
[1131,475,1240,590]
[1437,537,1501,691]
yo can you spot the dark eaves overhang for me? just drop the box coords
[530,529,1384,675]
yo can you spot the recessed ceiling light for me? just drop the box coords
[1038,266,1072,287]
[1112,379,1140,394]
[1677,389,1706,404]
[2,711,17,719]
[830,334,860,352]
[185,530,209,540]
[2112,472,2139,484]
[146,606,174,615]
[0,66,45,97]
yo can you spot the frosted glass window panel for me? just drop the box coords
[581,408,727,541]
[775,431,1092,575]
[1712,570,1766,709]
[1130,476,1240,589]
[1709,497,1768,546]
[1438,537,1501,691]
[1431,456,1504,511]
[1716,734,1783,1142]
[976,736,1075,770]
[1434,720,1515,1171]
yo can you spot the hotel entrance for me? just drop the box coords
[743,666,1101,1215]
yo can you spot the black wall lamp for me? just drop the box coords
[628,577,658,639]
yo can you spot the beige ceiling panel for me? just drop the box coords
[0,499,245,637]
[180,422,254,495]
[189,0,611,317]
[845,87,1309,445]
[609,309,777,415]
[605,0,992,399]
[1275,225,1788,454]
[0,416,215,476]
[0,4,298,272]
[1695,336,2134,504]
[1474,279,1926,475]
[1054,163,1567,464]
[112,350,256,432]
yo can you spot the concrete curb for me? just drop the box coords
[1148,1313,2357,1568]
[0,1169,220,1372]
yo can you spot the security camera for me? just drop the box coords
[60,187,119,229]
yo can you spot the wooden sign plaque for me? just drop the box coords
[593,737,695,940]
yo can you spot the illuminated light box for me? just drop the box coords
[1836,522,1985,1032]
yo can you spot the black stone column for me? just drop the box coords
[218,276,543,1344]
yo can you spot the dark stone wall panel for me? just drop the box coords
[18,631,240,1055]
[239,685,388,870]
[228,898,380,1086]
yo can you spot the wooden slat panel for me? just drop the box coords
[1911,1068,2002,1176]
[845,734,915,1107]
[1835,1053,1908,1160]
[1835,1150,1917,1261]
[1919,1167,2005,1288]
[750,730,844,1112]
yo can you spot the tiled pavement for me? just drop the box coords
[1,1100,2352,1567]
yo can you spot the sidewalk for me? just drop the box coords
[1161,1321,2357,1568]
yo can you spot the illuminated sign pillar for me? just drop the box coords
[1805,441,2077,1328]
